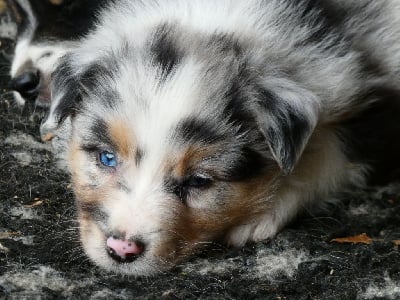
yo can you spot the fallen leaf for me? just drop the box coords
[0,1,7,14]
[393,240,400,246]
[49,0,64,5]
[0,232,20,239]
[331,233,373,245]
[24,200,44,208]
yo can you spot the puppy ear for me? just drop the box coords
[40,55,82,141]
[252,78,320,174]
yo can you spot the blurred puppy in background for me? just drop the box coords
[8,0,105,107]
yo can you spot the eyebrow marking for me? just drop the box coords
[107,119,134,158]
[87,118,115,149]
[135,148,144,166]
[150,24,184,79]
[175,118,223,145]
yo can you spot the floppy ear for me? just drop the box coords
[40,55,82,141]
[252,77,320,174]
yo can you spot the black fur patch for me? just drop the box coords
[86,118,116,150]
[28,0,107,43]
[222,61,312,174]
[80,63,109,91]
[135,148,144,166]
[222,146,269,182]
[52,55,81,125]
[52,57,119,128]
[176,118,223,145]
[266,109,311,173]
[150,24,183,79]
[163,176,186,202]
[79,61,118,109]
[292,0,347,51]
[255,86,313,173]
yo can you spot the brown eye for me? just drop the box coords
[185,174,212,188]
[173,174,212,202]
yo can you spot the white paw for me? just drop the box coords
[225,214,280,247]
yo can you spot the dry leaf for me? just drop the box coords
[24,200,44,208]
[331,233,373,245]
[49,0,64,5]
[393,240,400,246]
[0,232,20,239]
[0,1,7,14]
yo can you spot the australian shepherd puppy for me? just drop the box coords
[40,0,400,276]
[8,0,105,106]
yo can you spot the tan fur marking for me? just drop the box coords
[69,140,87,185]
[155,167,280,261]
[68,140,111,205]
[173,146,201,177]
[107,119,136,159]
[171,144,224,178]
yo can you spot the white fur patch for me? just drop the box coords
[359,274,400,300]
[10,151,32,166]
[10,205,42,220]
[5,132,52,151]
[0,266,92,296]
[182,246,310,281]
[0,18,17,39]
[254,248,309,280]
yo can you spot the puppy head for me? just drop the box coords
[9,0,105,106]
[42,24,319,275]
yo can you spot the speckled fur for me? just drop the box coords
[41,0,400,275]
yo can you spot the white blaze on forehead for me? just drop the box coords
[65,0,280,72]
[115,56,207,155]
[92,58,210,236]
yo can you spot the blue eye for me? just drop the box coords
[99,151,117,168]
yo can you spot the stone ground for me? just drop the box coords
[0,5,400,300]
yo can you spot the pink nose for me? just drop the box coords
[106,236,144,262]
